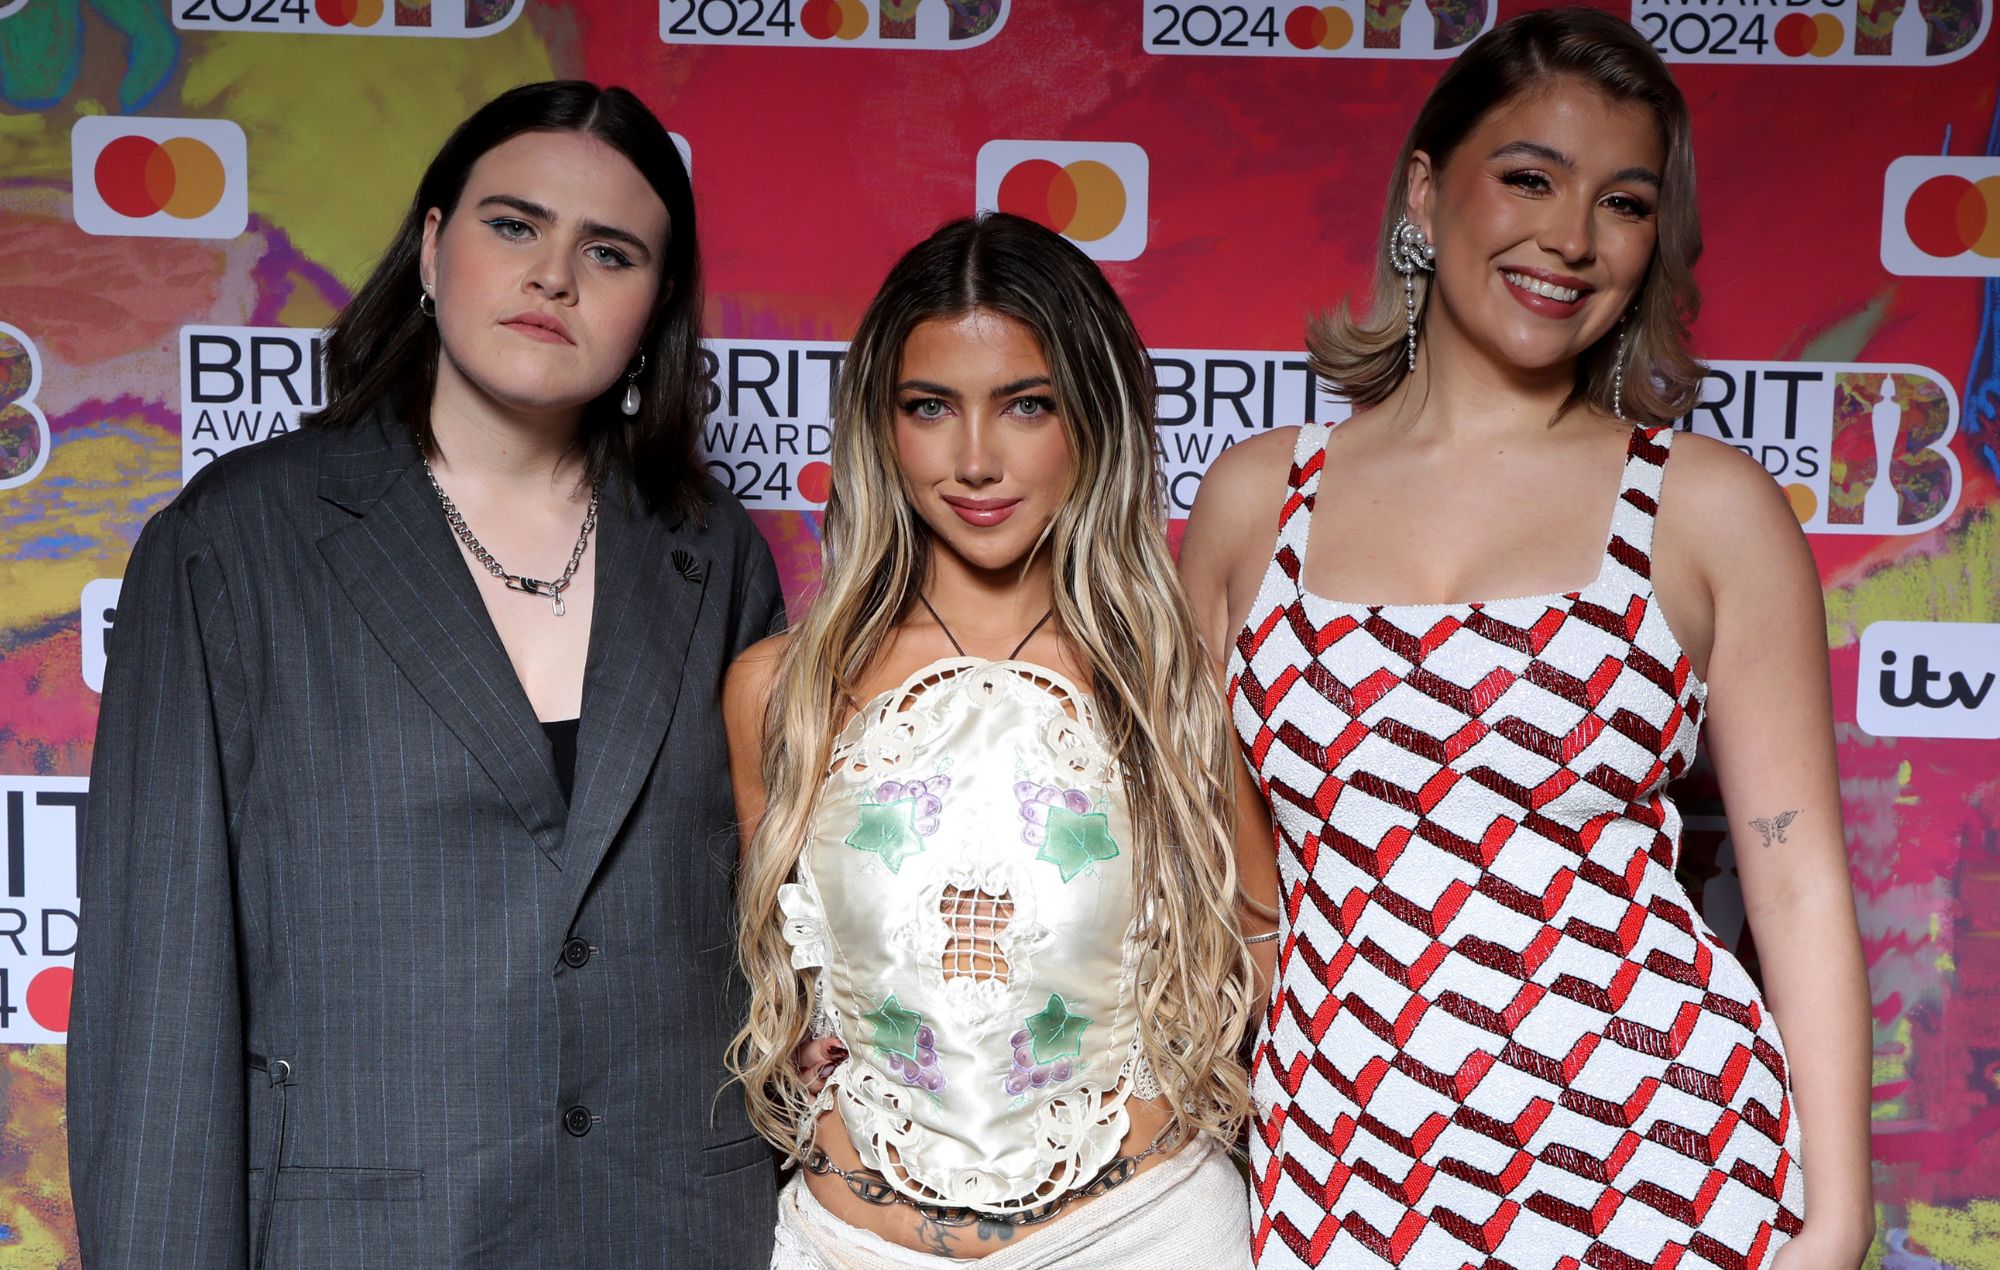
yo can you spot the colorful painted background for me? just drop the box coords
[2,0,1997,1265]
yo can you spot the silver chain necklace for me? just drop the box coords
[424,460,600,617]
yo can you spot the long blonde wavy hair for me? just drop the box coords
[1309,6,1704,426]
[728,213,1256,1160]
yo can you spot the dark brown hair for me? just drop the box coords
[1309,7,1703,425]
[305,80,709,520]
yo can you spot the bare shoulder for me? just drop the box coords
[1658,430,1818,606]
[1660,431,1807,552]
[1200,425,1301,499]
[723,632,791,733]
[1183,426,1301,557]
[1180,425,1301,655]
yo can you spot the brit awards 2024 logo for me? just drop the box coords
[976,142,1149,262]
[1143,0,1492,56]
[0,777,84,1047]
[659,0,1006,48]
[1858,622,2000,740]
[1881,157,2000,276]
[1631,0,1988,63]
[1680,362,1962,535]
[71,116,247,240]
[180,326,327,484]
[173,0,525,37]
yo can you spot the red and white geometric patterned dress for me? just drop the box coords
[1229,424,1806,1269]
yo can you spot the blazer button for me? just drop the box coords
[564,1105,593,1137]
[562,937,592,969]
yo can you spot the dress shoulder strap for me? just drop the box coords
[1603,425,1674,592]
[1271,423,1331,592]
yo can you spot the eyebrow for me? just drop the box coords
[475,194,658,259]
[895,375,1054,399]
[1489,140,1661,187]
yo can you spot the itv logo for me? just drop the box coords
[1856,621,2000,739]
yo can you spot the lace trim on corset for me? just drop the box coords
[827,659,1111,786]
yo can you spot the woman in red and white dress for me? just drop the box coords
[1179,10,1872,1269]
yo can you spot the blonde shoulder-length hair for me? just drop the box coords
[728,212,1255,1158]
[1311,6,1704,425]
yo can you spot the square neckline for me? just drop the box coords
[1289,421,1647,614]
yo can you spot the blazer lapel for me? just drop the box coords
[554,479,707,926]
[315,415,569,864]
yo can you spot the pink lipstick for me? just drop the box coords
[941,495,1021,527]
[500,310,575,344]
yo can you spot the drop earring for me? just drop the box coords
[621,353,645,417]
[1612,318,1630,423]
[1389,216,1435,373]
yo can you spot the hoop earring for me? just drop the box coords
[418,286,436,318]
[1612,319,1630,423]
[620,353,646,417]
[1389,216,1436,373]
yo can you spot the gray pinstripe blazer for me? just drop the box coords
[68,408,785,1269]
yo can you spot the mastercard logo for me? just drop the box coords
[996,160,1128,243]
[1882,157,2000,277]
[1284,5,1355,50]
[1903,173,2000,258]
[1775,12,1844,56]
[976,141,1149,262]
[93,136,227,220]
[802,0,868,38]
[73,116,247,240]
[315,0,385,24]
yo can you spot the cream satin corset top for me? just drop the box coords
[780,658,1149,1214]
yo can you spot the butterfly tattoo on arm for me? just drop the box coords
[1750,810,1800,848]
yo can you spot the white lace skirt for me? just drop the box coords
[769,1140,1251,1270]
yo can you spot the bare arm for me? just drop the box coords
[724,633,847,1081]
[1230,708,1282,996]
[1180,430,1297,994]
[1178,426,1297,661]
[722,632,787,865]
[1672,441,1873,1265]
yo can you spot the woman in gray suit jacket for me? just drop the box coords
[68,81,785,1270]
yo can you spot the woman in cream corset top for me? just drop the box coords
[724,213,1280,1267]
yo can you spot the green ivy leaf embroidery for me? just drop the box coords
[1037,806,1120,882]
[846,798,924,873]
[1024,993,1092,1064]
[863,993,925,1062]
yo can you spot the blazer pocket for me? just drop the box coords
[701,1133,776,1177]
[251,1166,426,1202]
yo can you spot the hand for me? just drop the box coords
[793,1036,847,1096]
[1769,1224,1871,1270]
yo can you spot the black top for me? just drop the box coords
[543,718,580,803]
